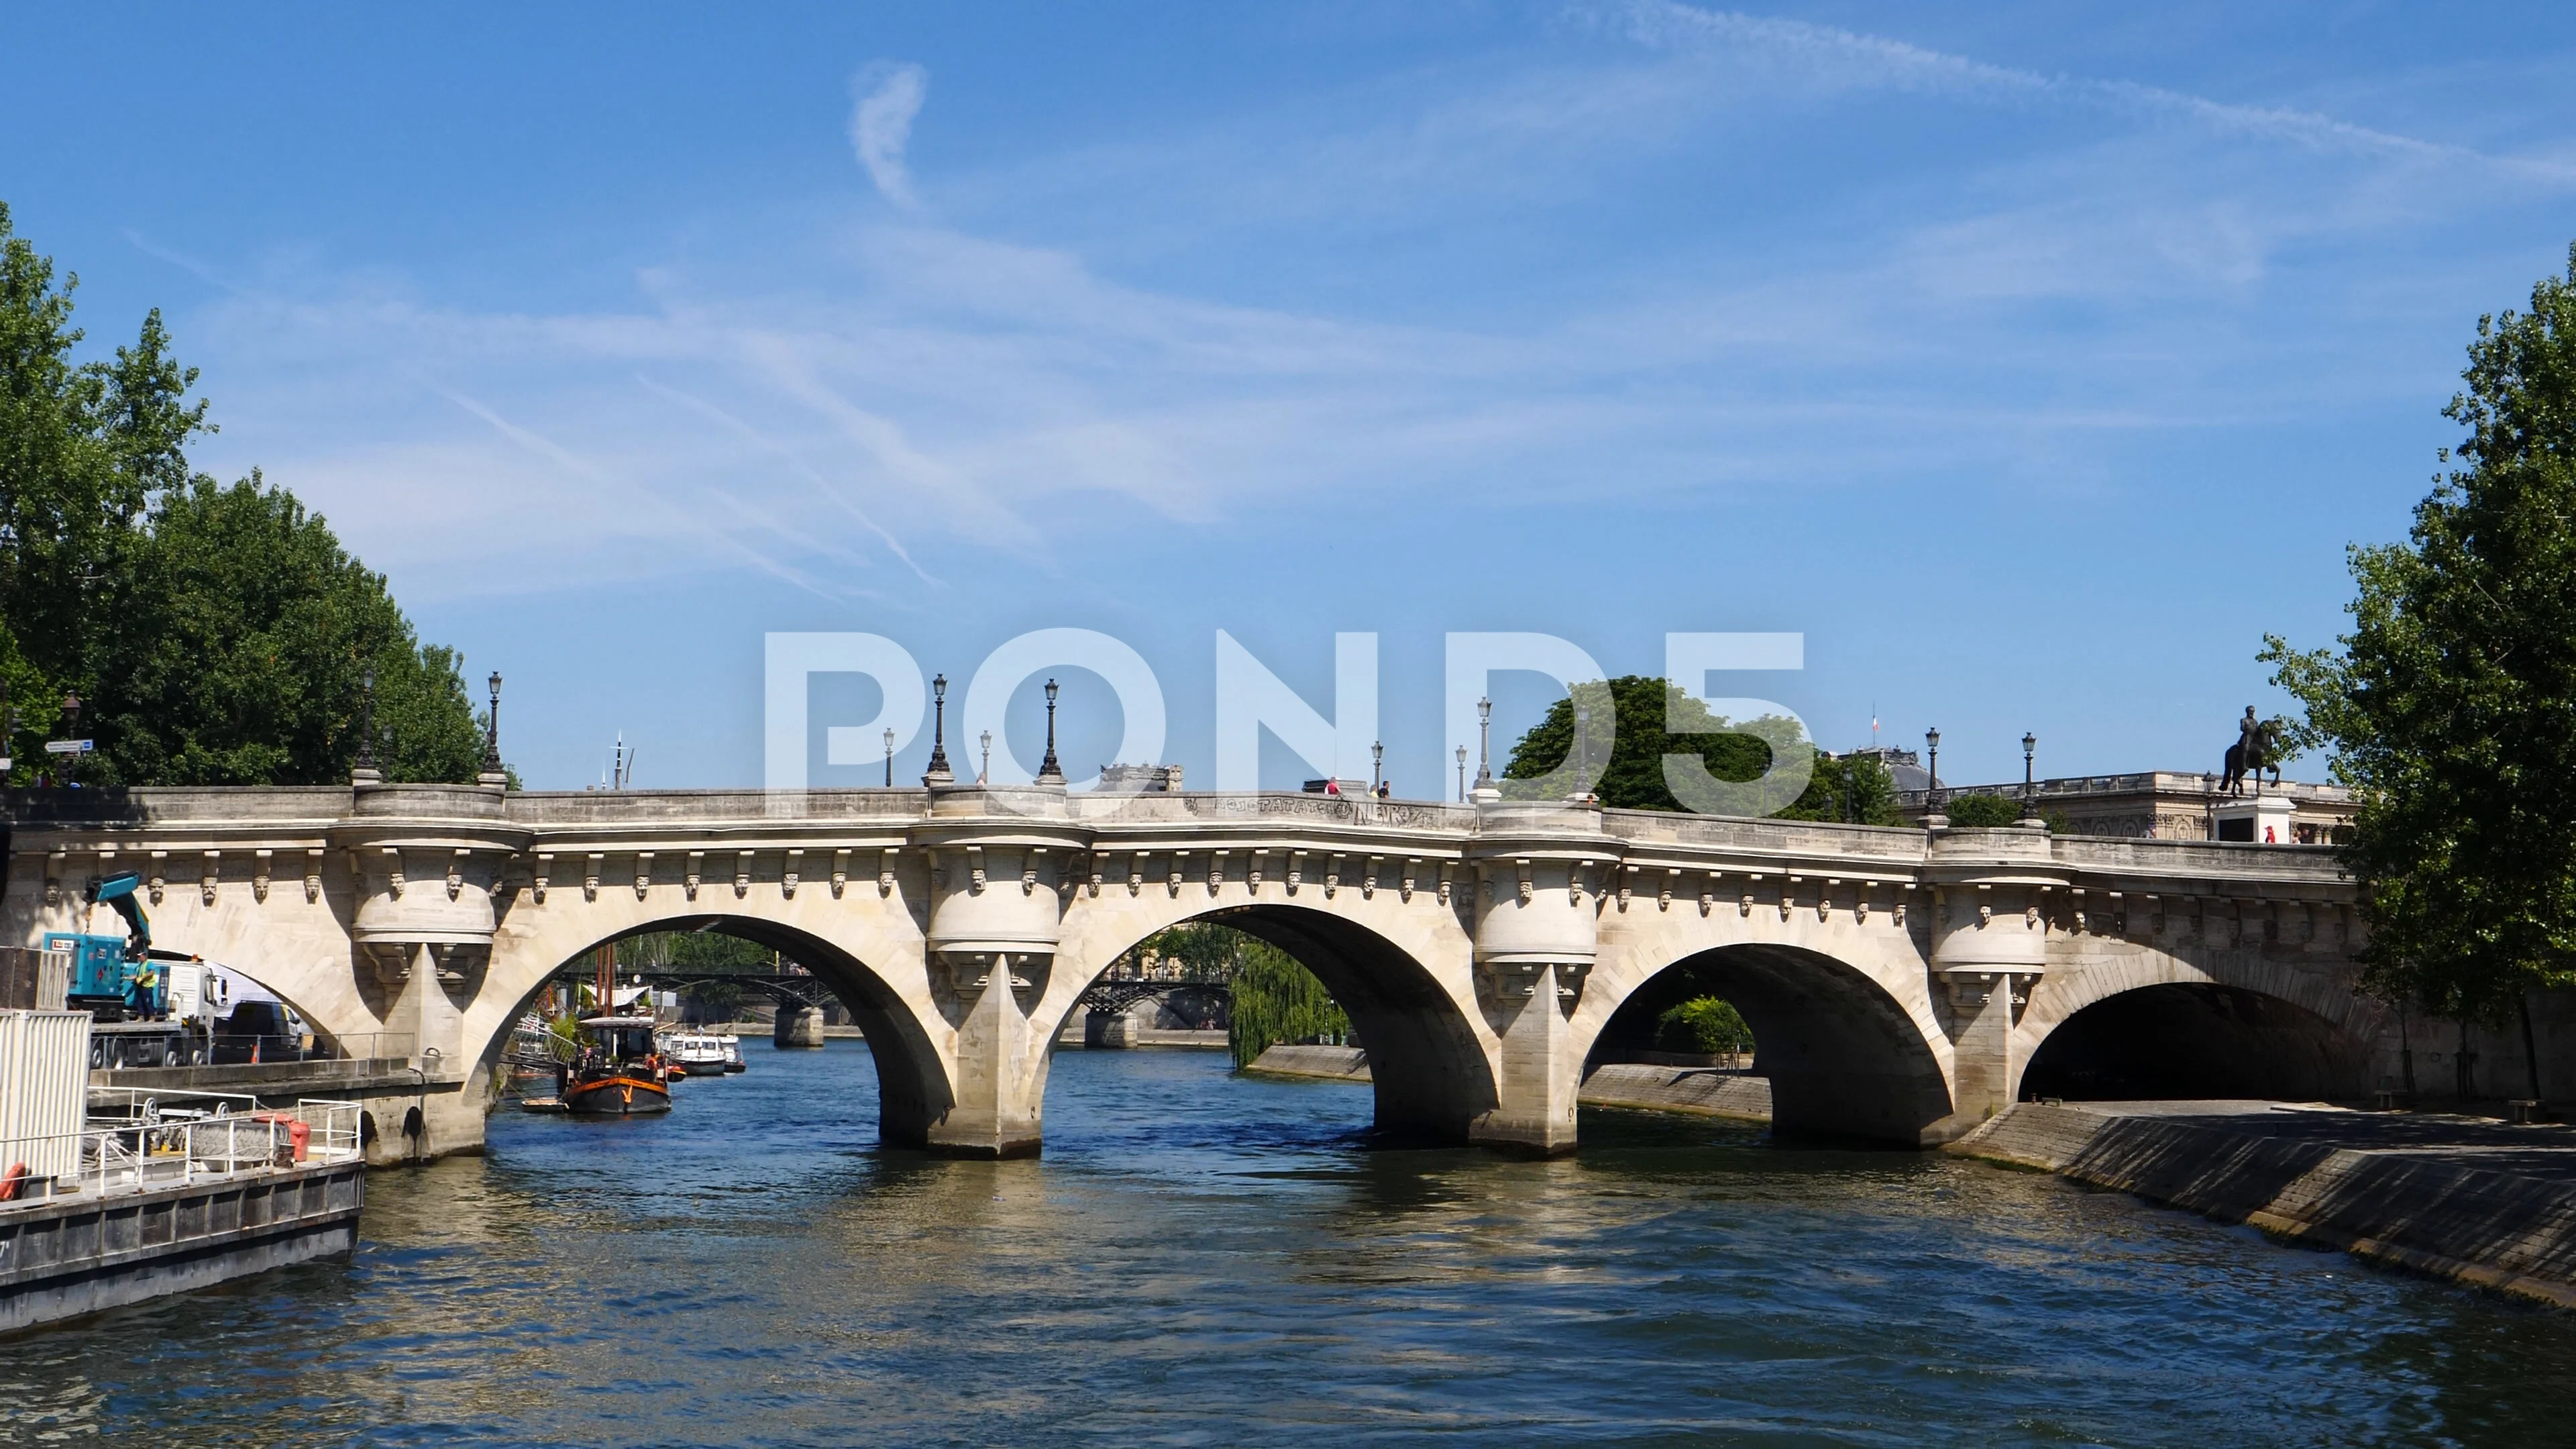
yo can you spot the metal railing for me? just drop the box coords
[1,1095,366,1205]
[317,1031,419,1063]
[85,1083,262,1120]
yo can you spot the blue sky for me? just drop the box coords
[9,4,2576,792]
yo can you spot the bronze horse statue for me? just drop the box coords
[2222,716,2284,797]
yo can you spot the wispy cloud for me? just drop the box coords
[635,372,941,585]
[849,62,929,208]
[163,9,2576,606]
[1613,1,2576,180]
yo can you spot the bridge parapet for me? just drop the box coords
[1605,808,1926,862]
[1067,790,1477,831]
[503,787,934,825]
[4,785,358,826]
[2047,833,2350,889]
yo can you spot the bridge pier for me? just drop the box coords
[930,958,1044,1158]
[1924,834,2062,1143]
[1932,967,2042,1142]
[1083,1008,1139,1049]
[773,1004,826,1048]
[1471,961,1581,1155]
[1464,816,1611,1156]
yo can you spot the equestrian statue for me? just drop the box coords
[2221,706,2283,797]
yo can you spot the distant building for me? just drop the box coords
[1896,771,2354,843]
[1099,763,1185,792]
[1837,745,1929,792]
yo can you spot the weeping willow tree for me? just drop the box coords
[1202,930,1348,1068]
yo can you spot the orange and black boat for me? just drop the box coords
[559,1016,674,1116]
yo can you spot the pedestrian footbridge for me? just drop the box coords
[2,782,2375,1159]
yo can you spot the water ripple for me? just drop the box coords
[5,1042,2576,1445]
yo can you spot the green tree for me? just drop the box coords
[1500,675,1898,822]
[0,205,488,785]
[1778,750,1905,826]
[1656,996,1754,1055]
[623,930,778,973]
[0,203,205,771]
[1138,922,1350,1067]
[1228,933,1350,1069]
[1933,792,2070,831]
[1141,922,1238,980]
[2261,242,2576,1026]
[82,475,487,784]
[1501,675,1764,808]
[682,979,747,1021]
[1941,792,2024,828]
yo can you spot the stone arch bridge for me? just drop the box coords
[2,782,2379,1161]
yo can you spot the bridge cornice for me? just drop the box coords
[331,820,535,854]
[5,787,2357,902]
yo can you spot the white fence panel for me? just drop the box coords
[0,1010,95,1180]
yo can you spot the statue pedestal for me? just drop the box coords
[2212,792,2296,845]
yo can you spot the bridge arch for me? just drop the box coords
[1580,942,1954,1143]
[1040,897,1494,1144]
[482,909,953,1150]
[2017,947,2383,1104]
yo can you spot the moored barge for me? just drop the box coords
[559,1016,673,1114]
[1,1010,366,1334]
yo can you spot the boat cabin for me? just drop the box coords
[578,1016,660,1061]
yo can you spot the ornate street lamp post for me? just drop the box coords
[883,727,895,787]
[924,674,952,784]
[2021,731,2039,820]
[1473,696,1496,798]
[355,672,378,774]
[1574,699,1591,801]
[1456,745,1468,803]
[1925,726,1939,810]
[484,672,504,777]
[1371,739,1384,795]
[1038,678,1065,785]
[980,729,993,784]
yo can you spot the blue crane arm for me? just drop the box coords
[83,871,152,961]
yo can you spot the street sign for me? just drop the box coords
[42,739,93,755]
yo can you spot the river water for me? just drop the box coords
[7,1042,2576,1446]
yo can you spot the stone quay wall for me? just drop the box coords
[1248,1046,1779,1122]
[1953,1103,2576,1309]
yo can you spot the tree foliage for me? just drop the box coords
[85,476,486,784]
[1656,996,1754,1055]
[1782,751,1904,826]
[1118,922,1353,1067]
[1499,675,1900,822]
[1228,933,1350,1069]
[2261,242,2576,1021]
[620,930,779,973]
[1140,922,1240,980]
[1941,792,2024,828]
[0,205,488,785]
